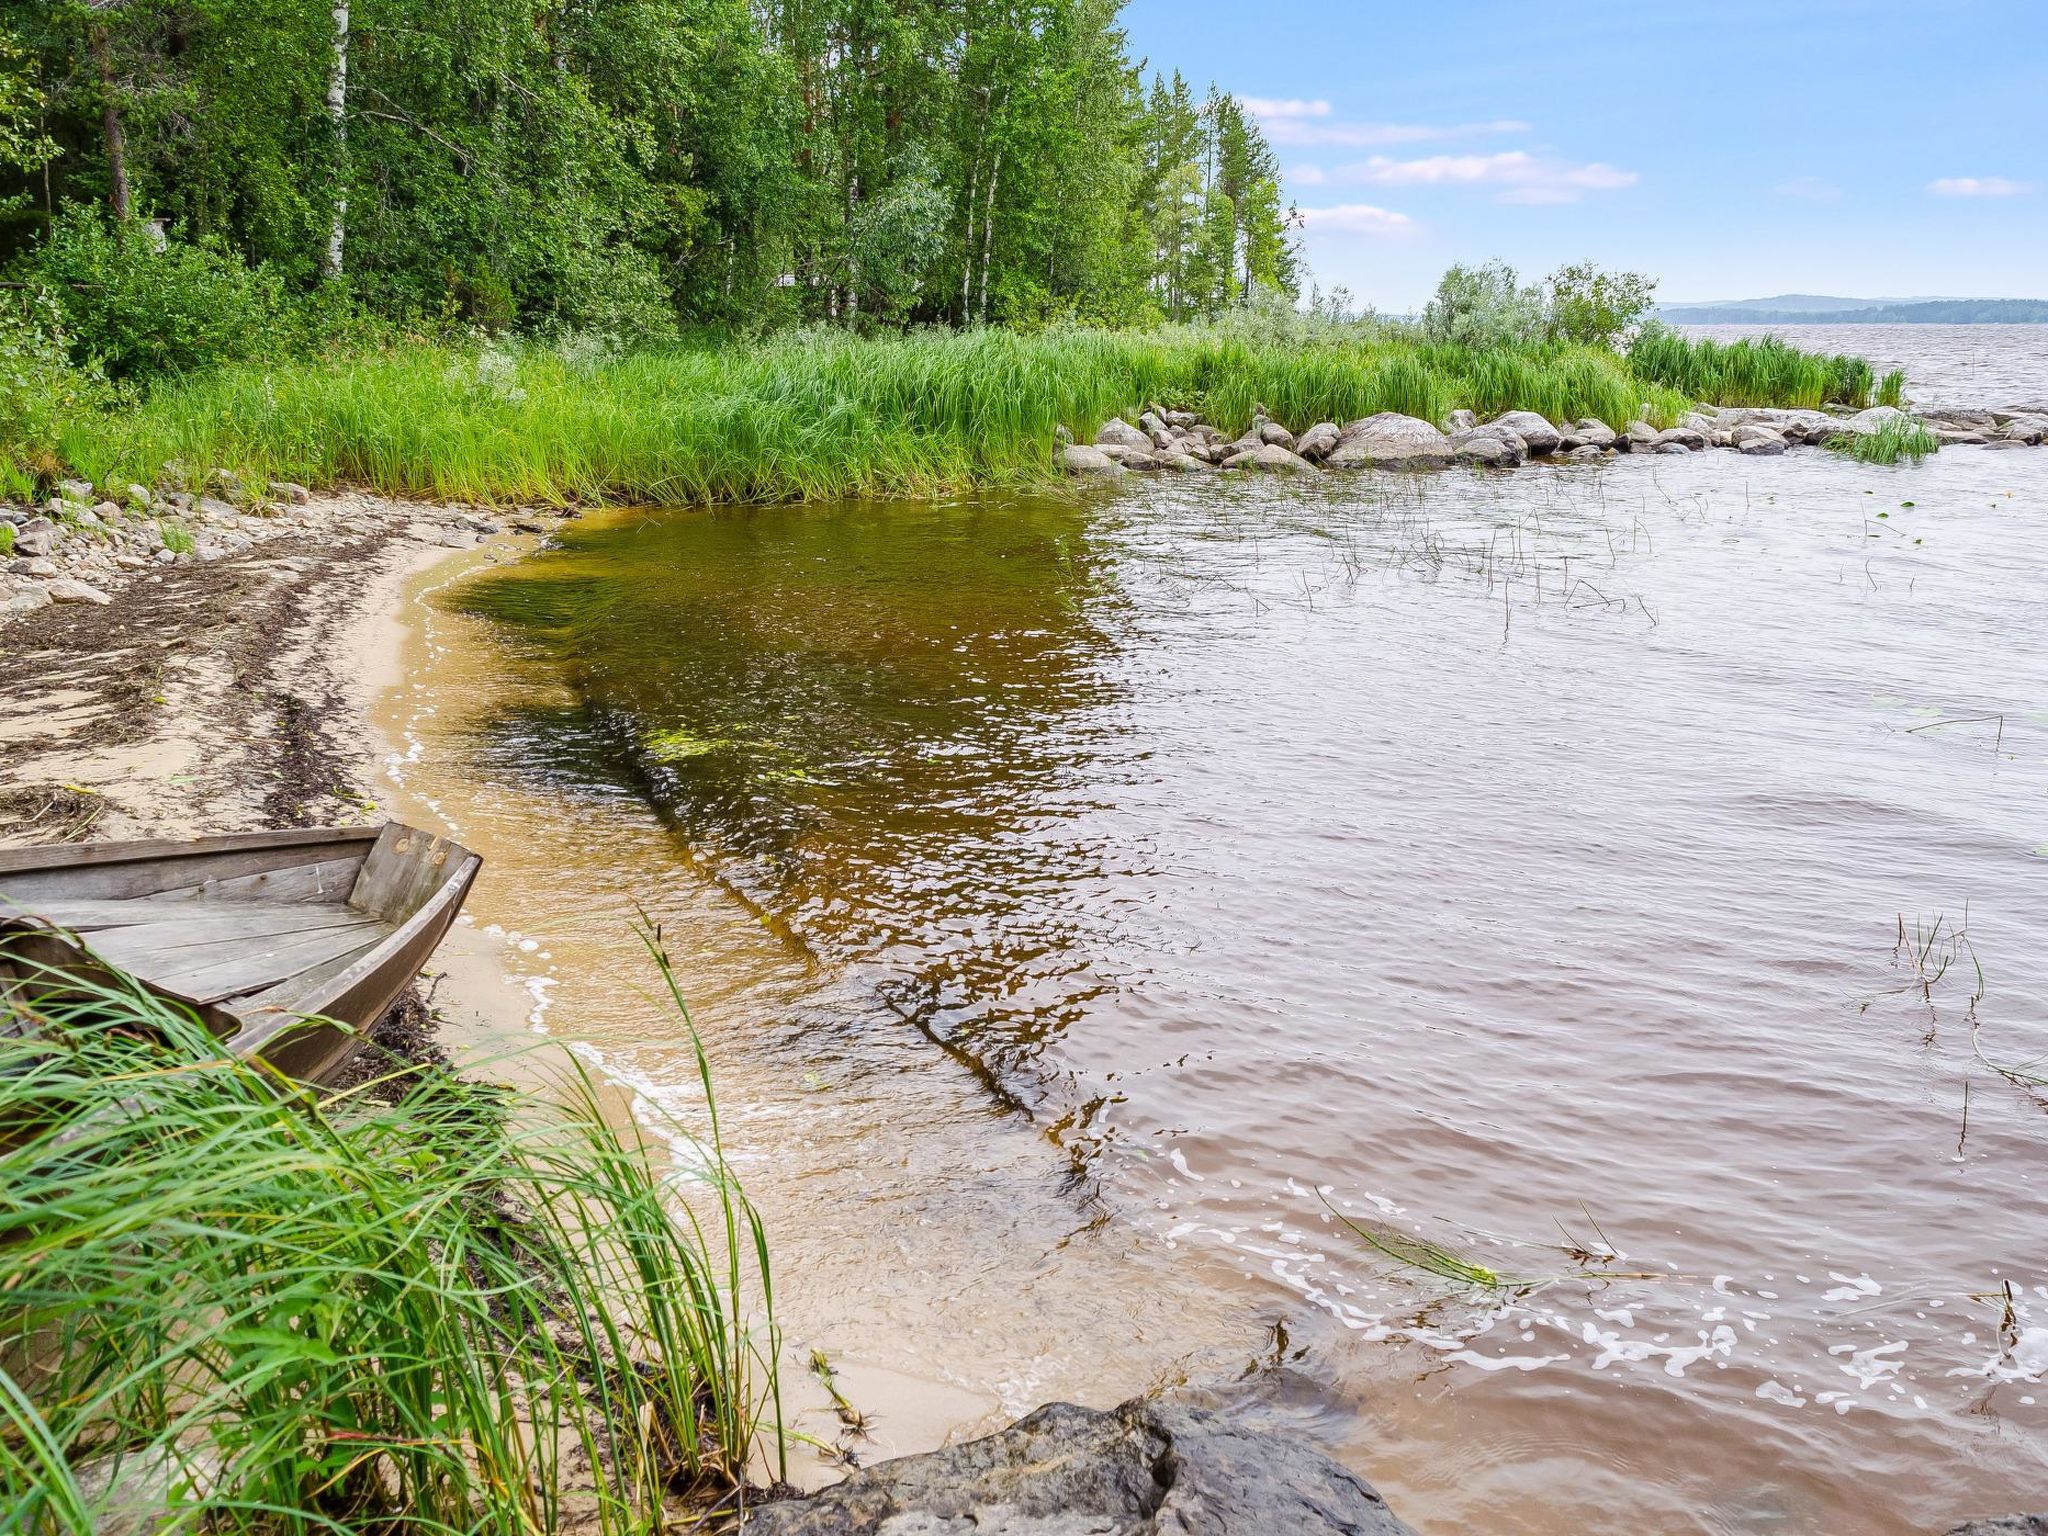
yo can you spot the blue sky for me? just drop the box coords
[1118,0,2047,311]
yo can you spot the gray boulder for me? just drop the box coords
[744,1398,1415,1536]
[47,578,112,605]
[1488,410,1561,455]
[1945,1520,2048,1536]
[1565,445,1610,462]
[1453,434,1518,468]
[1573,419,1618,448]
[1445,408,1478,433]
[2000,417,2047,445]
[15,517,55,557]
[1094,418,1152,452]
[1326,413,1454,470]
[1257,420,1297,450]
[1738,433,1787,456]
[1155,451,1215,473]
[1163,410,1200,430]
[1222,443,1314,472]
[1098,444,1162,470]
[1061,445,1126,477]
[1732,424,1787,448]
[1624,421,1659,450]
[1,582,52,619]
[1293,422,1341,462]
[1845,405,1908,436]
[1653,427,1707,451]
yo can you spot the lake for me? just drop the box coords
[384,365,2048,1533]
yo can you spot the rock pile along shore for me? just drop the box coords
[0,472,522,623]
[1061,399,2048,478]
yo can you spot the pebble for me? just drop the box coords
[47,577,112,605]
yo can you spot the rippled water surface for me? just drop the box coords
[399,442,2048,1534]
[1681,323,2048,408]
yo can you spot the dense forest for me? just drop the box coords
[0,0,1300,336]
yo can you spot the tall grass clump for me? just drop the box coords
[1827,416,1939,465]
[1626,325,1877,410]
[0,936,782,1534]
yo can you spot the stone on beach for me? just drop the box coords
[1257,420,1297,450]
[1452,433,1519,468]
[1222,443,1314,472]
[1293,421,1341,462]
[744,1398,1417,1536]
[47,577,113,605]
[15,517,55,557]
[1326,413,1455,470]
[1653,427,1707,451]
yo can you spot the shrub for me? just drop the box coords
[0,287,97,464]
[1422,261,1546,351]
[1546,261,1657,348]
[19,213,290,382]
[0,520,13,556]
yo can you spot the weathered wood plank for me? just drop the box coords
[348,825,464,923]
[12,898,362,935]
[152,924,389,1005]
[86,915,383,976]
[0,826,378,877]
[0,846,370,904]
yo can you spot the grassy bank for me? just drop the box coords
[0,939,781,1534]
[50,324,1888,508]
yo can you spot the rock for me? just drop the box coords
[1453,434,1518,468]
[1738,434,1787,456]
[271,481,312,504]
[210,467,242,496]
[1293,422,1341,463]
[114,554,148,569]
[1155,452,1215,472]
[1453,426,1528,464]
[1094,418,1153,452]
[1488,410,1562,455]
[1980,439,2030,451]
[1655,442,1693,455]
[1653,427,1707,451]
[153,547,177,564]
[1098,444,1162,469]
[1934,429,1991,445]
[1731,424,1786,449]
[1573,419,1618,449]
[1221,443,1314,472]
[1845,405,1909,436]
[436,530,478,548]
[1326,413,1455,470]
[1565,445,1610,461]
[2000,417,2047,445]
[57,478,94,503]
[197,497,238,521]
[1257,421,1297,450]
[47,577,112,605]
[1445,408,1478,433]
[745,1398,1416,1536]
[1163,410,1199,429]
[1,582,52,618]
[1061,445,1126,477]
[1138,410,1169,437]
[1944,1520,2048,1536]
[15,517,55,557]
[125,483,153,510]
[21,557,57,578]
[455,512,501,533]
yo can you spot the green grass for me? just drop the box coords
[43,321,1884,509]
[1625,327,1878,411]
[1828,416,1940,465]
[0,931,782,1534]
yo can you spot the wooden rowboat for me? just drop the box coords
[0,824,480,1085]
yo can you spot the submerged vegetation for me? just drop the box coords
[0,938,781,1533]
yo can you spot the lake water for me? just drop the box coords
[1680,323,2048,409]
[385,360,2048,1534]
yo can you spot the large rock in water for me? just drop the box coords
[1486,410,1561,455]
[1222,443,1314,472]
[1325,413,1454,470]
[1294,422,1342,462]
[745,1399,1416,1536]
[1061,445,1126,477]
[1946,1519,2048,1536]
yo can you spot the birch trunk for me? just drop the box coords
[321,0,349,280]
[977,148,1000,325]
[88,24,130,222]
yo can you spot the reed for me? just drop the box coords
[1828,416,1939,465]
[48,322,1870,509]
[0,936,782,1534]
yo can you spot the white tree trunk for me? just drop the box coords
[977,148,1000,325]
[322,0,349,281]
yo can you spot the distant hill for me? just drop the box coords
[1658,296,2048,324]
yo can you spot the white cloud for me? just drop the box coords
[1328,150,1637,203]
[1928,176,2030,198]
[1294,203,1416,236]
[1287,164,1328,187]
[1241,97,1330,120]
[1257,117,1532,149]
[1775,176,1842,201]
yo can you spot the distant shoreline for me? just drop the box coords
[1664,301,2048,325]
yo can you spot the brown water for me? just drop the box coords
[382,444,2048,1534]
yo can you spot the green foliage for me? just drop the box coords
[0,287,97,461]
[848,147,952,327]
[21,214,289,380]
[1422,261,1547,351]
[1827,416,1938,464]
[1626,323,1878,408]
[0,519,12,555]
[0,21,51,177]
[159,517,194,554]
[1877,368,1906,408]
[64,324,1721,507]
[1546,261,1657,348]
[0,935,783,1532]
